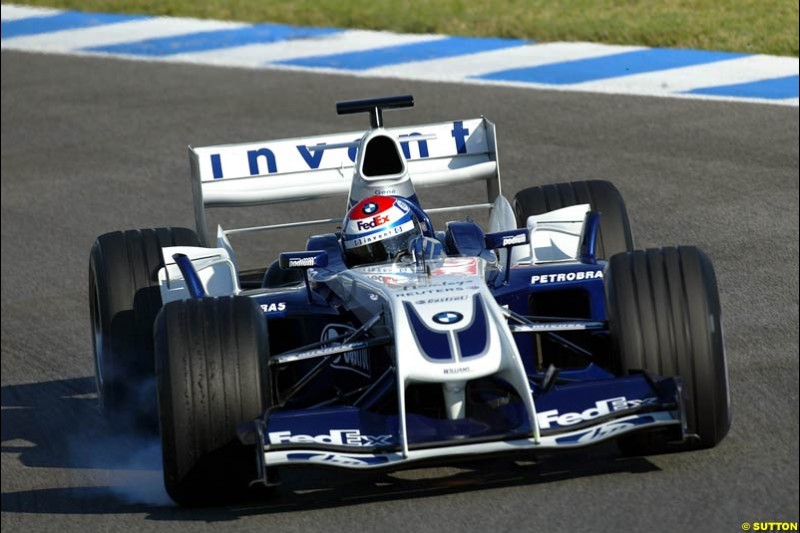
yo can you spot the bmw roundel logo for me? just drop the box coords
[362,202,379,215]
[432,311,463,325]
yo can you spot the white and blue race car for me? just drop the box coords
[88,95,730,506]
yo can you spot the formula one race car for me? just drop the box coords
[88,95,730,506]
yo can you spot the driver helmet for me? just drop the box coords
[342,196,421,267]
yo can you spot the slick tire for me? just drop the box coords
[513,180,633,259]
[605,246,731,453]
[89,227,200,433]
[155,296,271,507]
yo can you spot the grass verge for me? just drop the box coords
[16,0,800,56]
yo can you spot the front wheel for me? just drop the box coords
[155,296,271,506]
[605,246,730,453]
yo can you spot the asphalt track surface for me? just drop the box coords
[1,50,798,532]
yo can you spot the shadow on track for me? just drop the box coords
[1,376,661,521]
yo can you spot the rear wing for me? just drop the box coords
[189,118,500,245]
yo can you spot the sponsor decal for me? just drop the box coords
[443,366,471,375]
[288,256,317,268]
[356,215,390,231]
[338,349,371,375]
[432,311,464,325]
[396,282,480,298]
[347,221,413,248]
[575,420,639,444]
[432,257,479,277]
[308,454,378,466]
[323,324,371,377]
[208,121,473,180]
[511,321,593,332]
[414,295,469,305]
[286,452,390,466]
[366,273,414,286]
[362,202,378,215]
[555,415,659,445]
[530,270,603,285]
[268,429,392,447]
[537,396,657,429]
[502,233,527,247]
[260,302,287,313]
[361,264,417,275]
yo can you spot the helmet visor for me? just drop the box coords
[345,226,419,267]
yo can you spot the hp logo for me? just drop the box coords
[432,311,463,325]
[362,202,378,215]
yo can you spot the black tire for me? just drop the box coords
[513,180,633,259]
[89,227,199,432]
[605,246,730,453]
[155,296,271,507]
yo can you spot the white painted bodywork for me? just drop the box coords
[157,245,239,305]
[188,117,501,245]
[514,203,591,264]
[329,257,540,455]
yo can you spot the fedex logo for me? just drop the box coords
[357,215,389,231]
[537,396,658,429]
[268,429,393,447]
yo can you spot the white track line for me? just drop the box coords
[574,54,800,94]
[366,42,645,79]
[1,17,246,51]
[1,4,60,20]
[2,3,796,107]
[172,30,444,66]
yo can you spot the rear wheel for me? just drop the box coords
[513,180,633,259]
[605,246,730,453]
[155,296,271,506]
[89,227,199,432]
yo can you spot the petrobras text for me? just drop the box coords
[531,269,603,285]
[260,302,287,313]
[537,396,657,429]
[268,429,393,447]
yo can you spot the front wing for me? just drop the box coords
[251,373,685,473]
